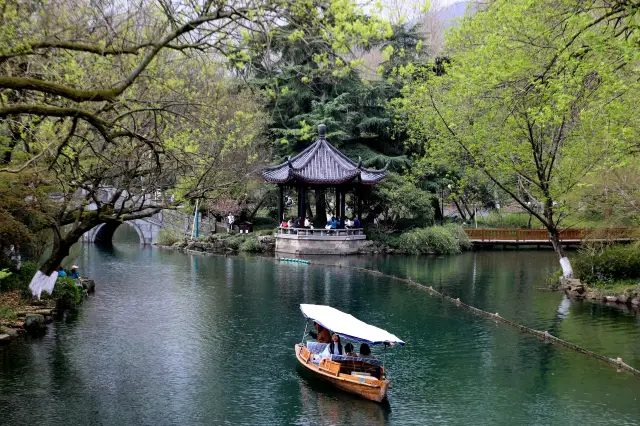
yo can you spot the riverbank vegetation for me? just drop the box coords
[366,224,471,255]
[573,244,640,297]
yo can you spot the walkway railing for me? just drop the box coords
[277,227,365,237]
[464,228,637,242]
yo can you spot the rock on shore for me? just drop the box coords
[23,314,45,334]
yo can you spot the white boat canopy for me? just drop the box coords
[300,304,405,346]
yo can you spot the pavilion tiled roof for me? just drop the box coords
[262,125,388,185]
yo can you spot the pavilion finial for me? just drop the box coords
[287,156,293,168]
[318,123,327,139]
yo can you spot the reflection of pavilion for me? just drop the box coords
[263,124,387,255]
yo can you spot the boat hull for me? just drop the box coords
[295,344,390,403]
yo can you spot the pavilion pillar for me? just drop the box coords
[278,185,284,223]
[298,184,305,220]
[340,188,346,227]
[356,189,362,221]
[335,188,340,219]
[315,188,326,226]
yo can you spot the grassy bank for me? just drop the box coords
[573,243,640,298]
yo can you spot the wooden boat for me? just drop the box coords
[294,304,404,403]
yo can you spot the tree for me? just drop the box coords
[398,0,640,277]
[0,0,392,293]
[362,172,435,230]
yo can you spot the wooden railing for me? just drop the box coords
[278,227,365,237]
[464,228,637,242]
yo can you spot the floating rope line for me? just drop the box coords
[279,257,310,264]
[178,248,640,377]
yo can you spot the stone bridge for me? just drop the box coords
[81,210,197,245]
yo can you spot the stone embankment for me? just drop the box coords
[560,277,640,311]
[356,240,401,255]
[168,235,276,254]
[0,305,56,344]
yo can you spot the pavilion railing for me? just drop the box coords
[277,227,365,237]
[464,228,636,242]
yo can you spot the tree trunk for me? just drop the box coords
[452,198,468,221]
[40,223,93,275]
[249,193,267,220]
[432,197,443,223]
[547,226,573,278]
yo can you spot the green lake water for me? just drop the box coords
[1,229,639,425]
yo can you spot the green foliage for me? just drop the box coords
[53,277,83,307]
[0,269,11,280]
[396,0,640,264]
[157,229,183,246]
[444,224,472,251]
[573,244,640,286]
[368,172,435,229]
[239,237,265,253]
[250,15,422,170]
[396,226,464,255]
[251,216,279,230]
[0,306,17,322]
[476,212,541,229]
[0,261,38,298]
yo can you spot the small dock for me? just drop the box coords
[465,228,638,249]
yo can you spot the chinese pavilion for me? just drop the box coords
[262,124,388,254]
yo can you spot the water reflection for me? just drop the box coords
[295,375,390,425]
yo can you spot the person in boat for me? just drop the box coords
[344,343,357,357]
[321,333,343,358]
[359,343,375,358]
[309,322,331,343]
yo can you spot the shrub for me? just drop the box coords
[368,231,402,248]
[444,224,472,250]
[240,237,264,253]
[52,277,83,307]
[573,244,640,285]
[0,261,39,297]
[157,228,183,246]
[224,235,244,250]
[397,226,461,255]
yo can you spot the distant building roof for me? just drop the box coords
[262,124,388,185]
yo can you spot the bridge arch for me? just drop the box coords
[89,221,147,245]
